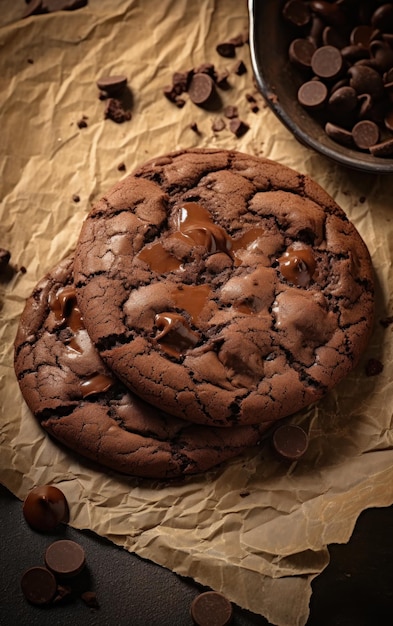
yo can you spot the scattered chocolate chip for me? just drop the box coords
[190,591,233,626]
[23,485,69,532]
[21,567,57,606]
[311,45,344,80]
[188,73,215,106]
[365,358,384,376]
[250,104,259,113]
[72,194,80,203]
[272,424,309,462]
[216,41,236,58]
[96,74,127,95]
[81,591,100,609]
[245,93,256,103]
[19,265,27,274]
[45,540,86,578]
[175,98,186,109]
[215,69,230,88]
[190,122,200,133]
[27,58,34,64]
[325,122,354,147]
[117,162,126,172]
[232,60,247,76]
[229,117,249,137]
[0,248,11,272]
[104,98,132,123]
[211,117,226,132]
[223,105,238,119]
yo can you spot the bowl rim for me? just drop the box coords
[248,0,393,175]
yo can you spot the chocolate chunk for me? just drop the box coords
[23,485,69,532]
[190,122,200,133]
[311,45,344,79]
[104,98,132,123]
[45,540,86,578]
[282,0,311,27]
[298,80,328,109]
[96,74,127,95]
[365,358,384,376]
[117,162,126,171]
[188,73,215,106]
[21,567,57,606]
[190,591,233,626]
[216,42,236,58]
[215,69,229,88]
[228,118,249,137]
[0,248,11,271]
[352,120,380,150]
[77,117,88,129]
[272,424,309,461]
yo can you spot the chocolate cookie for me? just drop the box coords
[14,257,274,478]
[73,149,374,427]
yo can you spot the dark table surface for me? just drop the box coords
[1,482,393,626]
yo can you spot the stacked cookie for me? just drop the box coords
[14,149,374,478]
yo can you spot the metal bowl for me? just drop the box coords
[248,0,393,174]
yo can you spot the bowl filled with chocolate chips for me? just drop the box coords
[249,0,393,173]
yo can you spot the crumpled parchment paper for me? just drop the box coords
[1,2,393,625]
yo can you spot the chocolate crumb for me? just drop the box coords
[380,316,393,328]
[365,358,384,376]
[359,196,366,203]
[0,248,11,271]
[77,117,88,129]
[53,585,72,603]
[216,42,236,58]
[175,98,186,109]
[98,90,109,101]
[81,591,99,609]
[215,69,230,89]
[224,105,238,119]
[72,194,80,203]
[229,118,249,137]
[20,266,27,274]
[228,34,245,48]
[232,60,247,76]
[190,122,200,133]
[27,58,34,64]
[239,490,250,498]
[212,117,226,132]
[245,93,256,103]
[104,98,132,124]
[117,162,126,172]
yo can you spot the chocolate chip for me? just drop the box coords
[229,118,249,137]
[45,540,86,578]
[117,162,126,171]
[371,3,393,31]
[289,38,316,69]
[96,74,127,95]
[272,424,309,461]
[325,122,354,147]
[365,358,384,376]
[216,42,236,58]
[352,120,380,150]
[328,86,358,115]
[369,137,393,157]
[348,65,384,99]
[190,591,233,626]
[72,194,80,203]
[298,80,328,109]
[188,73,215,106]
[282,0,311,27]
[21,567,57,606]
[308,0,346,27]
[311,45,344,80]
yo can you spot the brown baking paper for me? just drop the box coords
[1,2,393,625]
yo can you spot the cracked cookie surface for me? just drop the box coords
[14,257,274,478]
[73,149,374,427]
